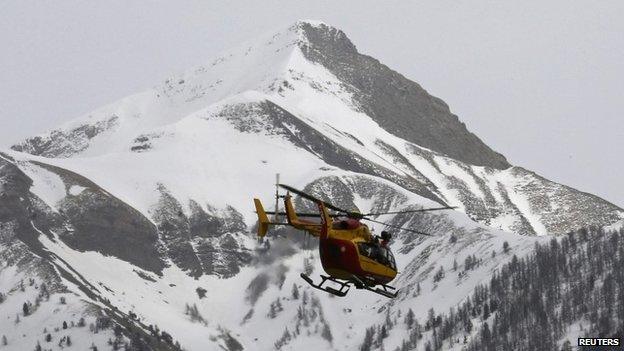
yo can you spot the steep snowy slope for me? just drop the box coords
[1,153,545,350]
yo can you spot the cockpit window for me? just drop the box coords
[358,243,372,257]
[358,243,396,271]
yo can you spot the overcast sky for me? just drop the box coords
[1,0,623,207]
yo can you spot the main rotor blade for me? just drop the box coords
[363,217,433,236]
[261,211,343,218]
[363,206,458,216]
[263,211,320,217]
[278,184,348,213]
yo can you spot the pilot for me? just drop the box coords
[380,231,392,248]
[369,231,392,264]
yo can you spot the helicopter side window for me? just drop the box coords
[377,246,397,271]
[386,249,396,271]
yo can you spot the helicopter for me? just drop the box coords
[253,181,455,298]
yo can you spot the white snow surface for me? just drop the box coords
[13,160,66,211]
[0,245,126,351]
[68,185,86,196]
[605,219,624,231]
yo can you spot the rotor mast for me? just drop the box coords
[274,173,281,222]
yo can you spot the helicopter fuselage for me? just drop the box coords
[254,189,402,297]
[319,232,397,285]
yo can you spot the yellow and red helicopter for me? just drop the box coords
[254,182,455,298]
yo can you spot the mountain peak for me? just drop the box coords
[12,19,509,169]
[294,19,327,26]
[283,21,510,169]
[290,19,357,53]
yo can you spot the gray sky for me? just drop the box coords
[1,0,623,207]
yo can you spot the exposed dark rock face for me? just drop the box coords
[151,185,251,278]
[297,22,510,169]
[3,153,253,279]
[59,191,165,273]
[11,116,119,157]
[194,233,252,278]
[295,175,410,216]
[0,156,69,282]
[509,167,623,234]
[189,200,226,238]
[151,185,204,278]
[295,172,623,237]
[0,153,165,273]
[35,162,166,273]
[397,144,623,235]
[0,153,38,246]
[0,153,57,271]
[494,182,537,235]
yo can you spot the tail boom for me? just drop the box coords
[284,195,321,236]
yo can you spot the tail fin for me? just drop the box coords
[283,194,323,236]
[254,198,270,237]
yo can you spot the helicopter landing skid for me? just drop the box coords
[349,275,398,299]
[368,284,398,299]
[300,273,350,297]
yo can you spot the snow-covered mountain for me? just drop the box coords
[1,20,622,351]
